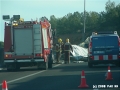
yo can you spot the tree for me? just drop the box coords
[0,41,4,48]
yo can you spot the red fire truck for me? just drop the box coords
[3,15,54,71]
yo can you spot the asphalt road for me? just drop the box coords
[0,62,120,90]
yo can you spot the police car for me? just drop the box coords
[88,31,120,68]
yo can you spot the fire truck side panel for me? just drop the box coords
[42,28,49,49]
[33,24,42,54]
[4,26,12,52]
[14,28,33,55]
[41,28,48,62]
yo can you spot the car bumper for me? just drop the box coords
[89,59,120,64]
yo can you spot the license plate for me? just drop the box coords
[94,51,104,54]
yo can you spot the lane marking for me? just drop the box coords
[0,64,61,86]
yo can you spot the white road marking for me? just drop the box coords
[0,64,61,86]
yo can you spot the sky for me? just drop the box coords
[0,0,120,42]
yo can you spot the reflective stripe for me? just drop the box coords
[4,52,13,54]
[103,55,106,60]
[112,55,117,60]
[64,43,70,45]
[108,70,110,72]
[94,56,99,60]
[4,59,44,62]
[4,60,14,62]
[93,55,118,60]
[105,55,108,60]
[81,76,85,78]
[34,59,44,62]
[17,60,31,62]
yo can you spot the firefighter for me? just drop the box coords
[61,42,64,54]
[55,38,62,63]
[60,42,65,60]
[64,38,73,64]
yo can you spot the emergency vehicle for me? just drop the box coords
[3,15,54,71]
[88,31,120,67]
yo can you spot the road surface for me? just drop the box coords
[0,62,120,90]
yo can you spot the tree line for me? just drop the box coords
[0,0,120,46]
[49,0,120,37]
[0,41,4,48]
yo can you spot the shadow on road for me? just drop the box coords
[0,62,120,90]
[52,63,120,73]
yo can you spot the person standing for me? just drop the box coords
[55,38,62,63]
[64,38,73,64]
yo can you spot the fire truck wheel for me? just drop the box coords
[15,65,20,71]
[6,64,13,71]
[48,62,52,68]
[37,62,48,70]
[48,54,53,68]
[88,61,93,68]
[43,62,48,70]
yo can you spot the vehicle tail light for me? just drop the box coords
[89,42,92,48]
[118,38,120,46]
[35,53,43,57]
[118,55,120,58]
[90,56,94,60]
[119,41,120,46]
[5,54,12,58]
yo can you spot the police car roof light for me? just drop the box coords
[92,32,97,35]
[114,31,117,34]
[96,31,117,35]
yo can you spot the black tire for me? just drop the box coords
[15,65,20,71]
[88,61,93,68]
[6,64,13,71]
[7,68,12,72]
[48,62,52,68]
[37,62,48,70]
[119,61,120,67]
[48,52,53,68]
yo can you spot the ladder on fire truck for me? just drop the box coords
[33,23,42,57]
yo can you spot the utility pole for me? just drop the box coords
[82,0,86,42]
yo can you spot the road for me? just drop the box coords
[0,62,120,90]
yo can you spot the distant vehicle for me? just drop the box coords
[88,31,120,67]
[3,16,54,71]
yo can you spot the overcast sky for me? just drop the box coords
[0,0,120,41]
